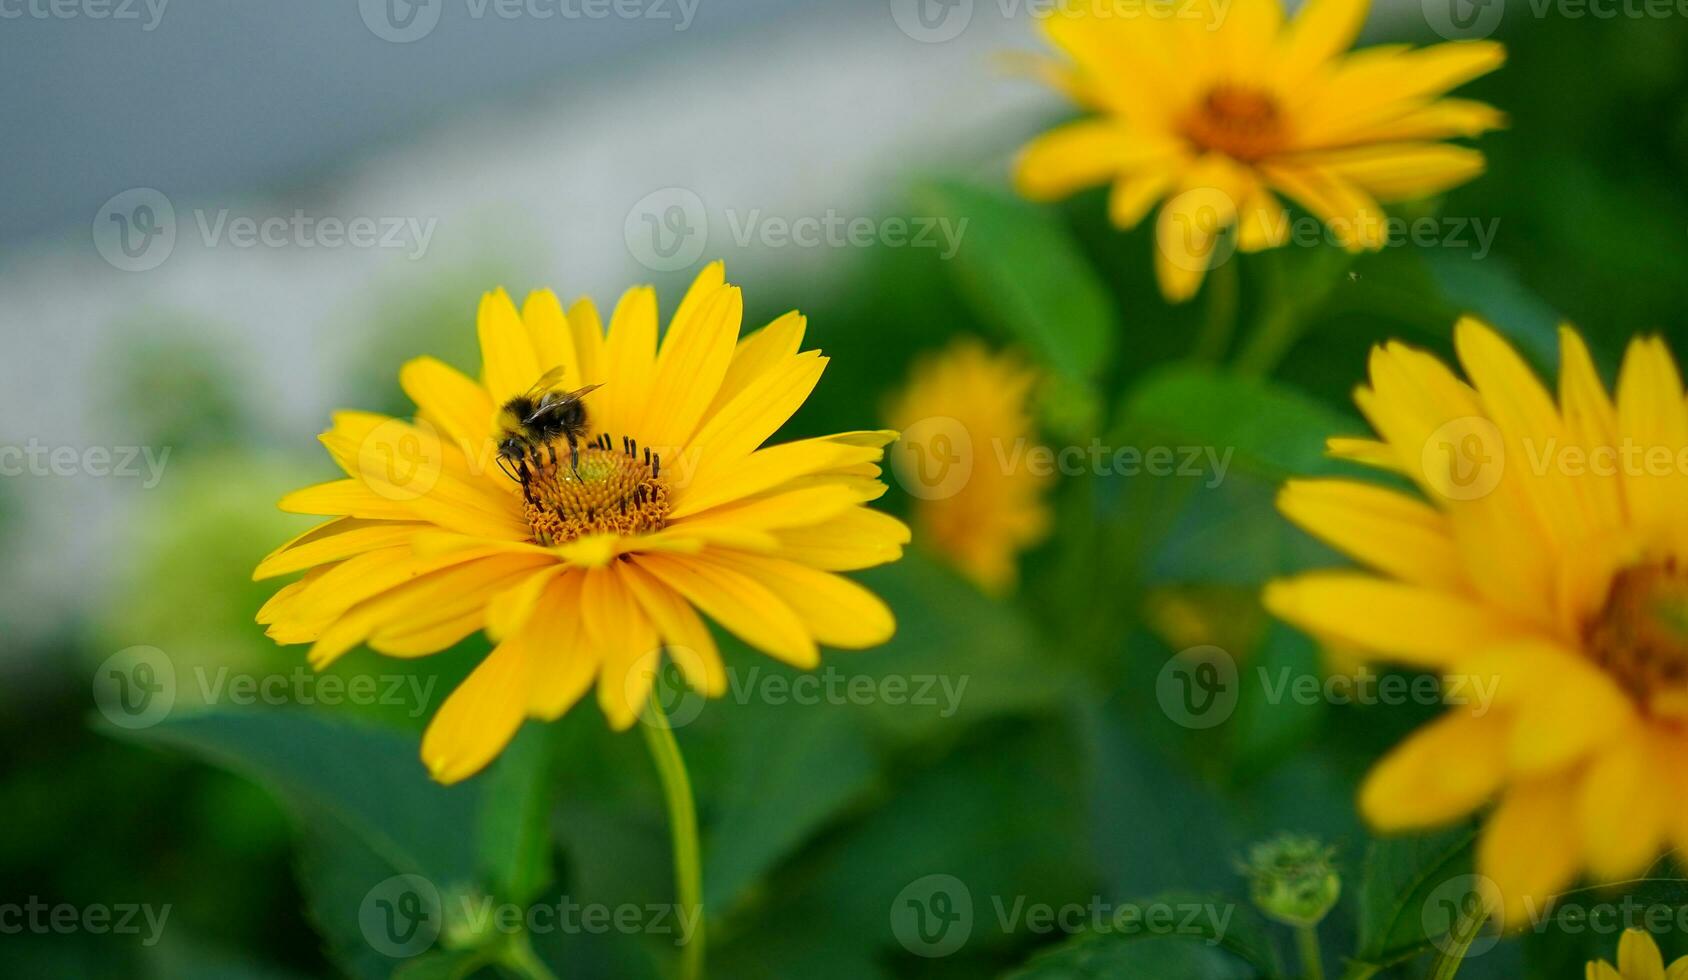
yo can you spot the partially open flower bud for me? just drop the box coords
[1237,835,1341,929]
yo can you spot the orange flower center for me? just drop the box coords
[522,436,671,546]
[1584,561,1688,718]
[1181,85,1286,162]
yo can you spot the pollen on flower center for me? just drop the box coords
[1584,561,1688,718]
[1181,85,1286,162]
[521,435,671,546]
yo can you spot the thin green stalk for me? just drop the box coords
[1193,256,1239,362]
[1295,924,1325,980]
[641,687,706,980]
[1427,901,1489,980]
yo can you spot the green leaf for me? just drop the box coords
[104,710,479,883]
[1352,825,1480,970]
[703,705,878,915]
[913,179,1119,381]
[1118,366,1361,483]
[104,711,485,979]
[475,726,556,906]
[1231,624,1325,771]
[851,553,1069,742]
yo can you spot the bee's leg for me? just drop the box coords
[569,435,581,479]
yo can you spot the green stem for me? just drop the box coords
[1233,305,1303,378]
[1295,924,1325,980]
[1193,256,1239,362]
[641,688,706,980]
[1427,901,1489,980]
[502,931,560,980]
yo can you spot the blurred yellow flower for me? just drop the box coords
[1265,318,1688,927]
[1014,0,1504,302]
[255,262,908,783]
[1587,929,1688,980]
[886,339,1052,594]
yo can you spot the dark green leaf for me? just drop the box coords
[913,179,1119,381]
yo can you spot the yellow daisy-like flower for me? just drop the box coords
[1013,0,1505,302]
[1587,929,1688,980]
[1264,318,1688,926]
[255,262,909,783]
[885,339,1052,594]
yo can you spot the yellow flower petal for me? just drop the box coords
[635,552,817,669]
[709,552,896,649]
[477,288,541,408]
[595,285,659,439]
[1359,709,1507,831]
[1277,478,1465,588]
[774,508,911,571]
[583,565,661,730]
[422,634,531,784]
[1263,573,1518,667]
[1478,775,1582,928]
[524,574,598,721]
[1620,929,1669,980]
[1579,735,1667,882]
[401,355,496,452]
[521,289,583,384]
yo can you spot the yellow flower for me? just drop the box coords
[1587,929,1688,980]
[885,339,1052,594]
[1013,0,1505,302]
[256,262,909,783]
[1264,318,1688,927]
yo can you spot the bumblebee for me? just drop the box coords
[494,366,601,484]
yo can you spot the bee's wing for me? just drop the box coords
[556,383,602,405]
[520,365,571,401]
